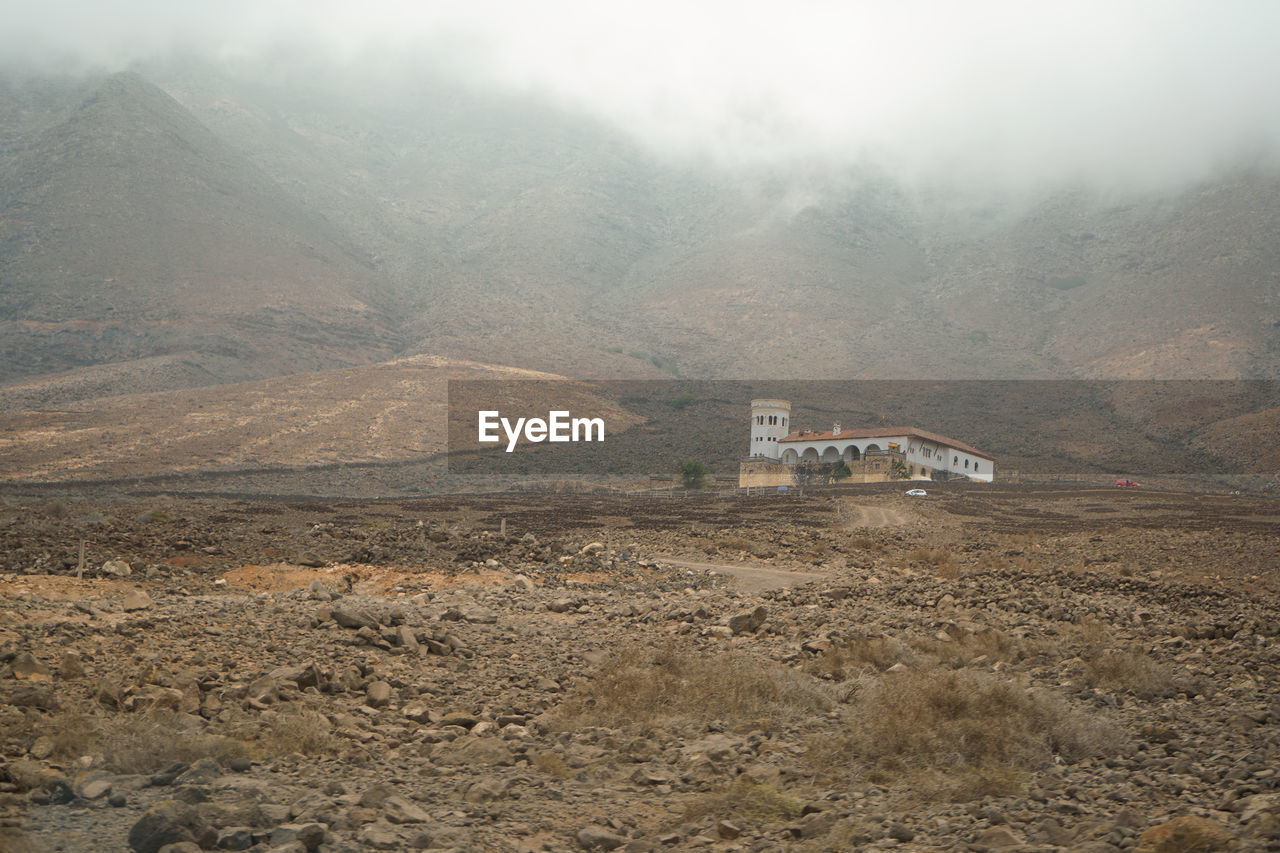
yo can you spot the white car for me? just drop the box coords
[905,488,928,497]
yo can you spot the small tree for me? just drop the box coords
[792,461,833,491]
[678,460,709,490]
[830,460,852,481]
[889,457,910,480]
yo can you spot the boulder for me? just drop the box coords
[127,801,216,853]
[365,680,393,708]
[728,606,768,635]
[332,606,378,630]
[11,652,52,681]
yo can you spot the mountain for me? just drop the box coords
[0,72,399,385]
[1,62,1278,488]
[150,60,1280,381]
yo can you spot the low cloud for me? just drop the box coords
[6,0,1280,193]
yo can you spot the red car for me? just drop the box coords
[1115,479,1140,488]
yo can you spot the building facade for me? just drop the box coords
[740,399,994,487]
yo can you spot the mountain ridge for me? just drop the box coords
[1,62,1278,487]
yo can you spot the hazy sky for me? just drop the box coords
[6,0,1280,192]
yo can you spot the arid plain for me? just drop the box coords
[2,484,1278,852]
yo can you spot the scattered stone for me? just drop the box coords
[366,680,393,708]
[382,795,431,824]
[462,777,509,803]
[268,822,327,850]
[215,826,255,850]
[976,826,1025,848]
[787,811,837,839]
[59,651,85,679]
[27,735,54,759]
[173,758,223,786]
[332,606,378,630]
[76,773,113,800]
[102,559,132,578]
[122,589,153,611]
[356,820,403,850]
[577,824,625,850]
[728,605,768,635]
[437,712,480,729]
[887,822,915,842]
[44,778,75,804]
[1137,816,1235,853]
[395,625,419,653]
[127,801,217,853]
[7,684,57,710]
[11,652,52,681]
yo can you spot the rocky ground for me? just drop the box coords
[1,484,1279,852]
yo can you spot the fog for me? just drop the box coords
[5,0,1280,193]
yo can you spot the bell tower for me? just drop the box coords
[749,399,791,459]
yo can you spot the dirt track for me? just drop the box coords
[654,559,829,593]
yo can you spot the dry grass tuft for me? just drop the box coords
[1085,648,1178,699]
[920,626,1020,668]
[259,708,337,755]
[810,666,1121,801]
[683,778,804,826]
[907,546,961,578]
[1071,615,1114,657]
[83,711,249,774]
[846,535,887,554]
[548,643,833,731]
[529,749,573,779]
[805,635,914,680]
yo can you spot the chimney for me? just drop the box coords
[833,422,841,436]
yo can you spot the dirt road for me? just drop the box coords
[657,557,828,592]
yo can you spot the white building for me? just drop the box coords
[741,398,994,486]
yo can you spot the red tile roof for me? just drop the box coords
[778,426,993,460]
